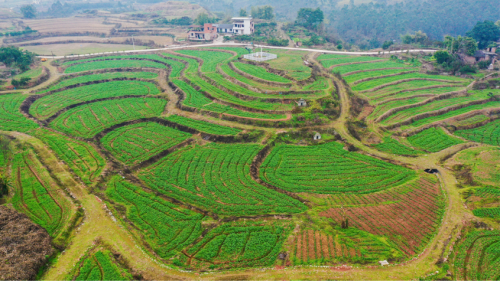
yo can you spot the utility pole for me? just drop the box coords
[132,35,135,50]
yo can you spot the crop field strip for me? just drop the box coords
[317,54,382,69]
[472,207,500,219]
[292,227,403,264]
[233,62,291,83]
[331,60,412,74]
[454,230,500,280]
[185,221,291,269]
[0,93,40,132]
[364,81,465,100]
[371,86,464,104]
[35,129,105,185]
[62,54,180,66]
[220,64,291,92]
[164,115,242,136]
[30,80,161,120]
[455,119,500,146]
[344,68,418,84]
[260,49,312,80]
[474,187,500,198]
[49,97,167,138]
[372,137,424,156]
[379,90,493,125]
[67,247,133,280]
[407,127,463,152]
[168,50,290,119]
[352,73,466,92]
[400,100,500,130]
[37,71,158,94]
[106,177,205,260]
[64,60,168,73]
[138,143,307,216]
[368,97,430,121]
[320,175,444,256]
[260,142,416,194]
[172,78,287,120]
[101,122,191,166]
[11,147,74,237]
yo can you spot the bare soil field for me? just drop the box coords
[22,43,148,56]
[22,17,113,34]
[12,35,174,46]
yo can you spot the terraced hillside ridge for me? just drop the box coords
[65,244,134,280]
[30,80,161,120]
[35,129,105,185]
[139,143,307,216]
[10,147,75,238]
[0,94,39,132]
[164,115,242,135]
[407,127,463,152]
[101,122,191,166]
[320,174,445,256]
[260,142,416,193]
[454,230,500,280]
[49,97,167,138]
[455,119,500,146]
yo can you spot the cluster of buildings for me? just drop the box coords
[187,17,254,41]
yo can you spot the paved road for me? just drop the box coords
[38,42,437,59]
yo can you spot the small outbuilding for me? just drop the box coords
[314,133,321,140]
[297,98,307,107]
[379,260,389,266]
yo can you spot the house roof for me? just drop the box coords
[232,17,252,20]
[474,51,486,58]
[218,24,233,29]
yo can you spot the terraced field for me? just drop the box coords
[260,142,416,194]
[101,122,191,166]
[2,46,497,278]
[49,97,167,138]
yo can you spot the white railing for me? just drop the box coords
[243,52,277,62]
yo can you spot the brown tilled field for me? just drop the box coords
[22,17,113,34]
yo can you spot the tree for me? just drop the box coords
[467,20,500,49]
[251,5,274,20]
[382,41,393,50]
[445,36,478,56]
[434,50,450,64]
[0,47,35,72]
[296,8,324,29]
[20,4,36,19]
[239,8,247,17]
[194,13,217,25]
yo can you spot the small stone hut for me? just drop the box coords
[297,98,307,107]
[314,133,321,140]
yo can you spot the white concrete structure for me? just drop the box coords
[314,133,321,140]
[232,17,254,35]
[243,51,277,62]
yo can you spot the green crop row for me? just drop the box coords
[380,91,492,125]
[366,80,457,98]
[11,149,73,236]
[176,50,233,73]
[317,54,351,60]
[233,62,291,83]
[352,73,466,92]
[319,56,381,68]
[404,100,500,129]
[455,119,500,146]
[332,60,407,74]
[35,129,105,185]
[260,141,416,194]
[31,80,160,120]
[453,230,500,280]
[162,52,199,74]
[188,73,292,111]
[372,137,424,156]
[65,59,167,73]
[63,54,172,66]
[371,86,463,104]
[368,97,429,120]
[201,46,250,57]
[473,207,500,219]
[407,127,463,152]
[303,77,331,91]
[69,249,132,280]
[0,94,39,132]
[186,221,291,269]
[50,97,166,138]
[165,114,242,136]
[219,64,291,93]
[101,122,191,166]
[344,68,416,84]
[106,176,204,259]
[474,186,500,198]
[38,72,158,94]
[138,143,307,216]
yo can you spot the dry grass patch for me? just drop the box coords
[22,17,113,34]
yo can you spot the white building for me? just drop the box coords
[231,17,254,35]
